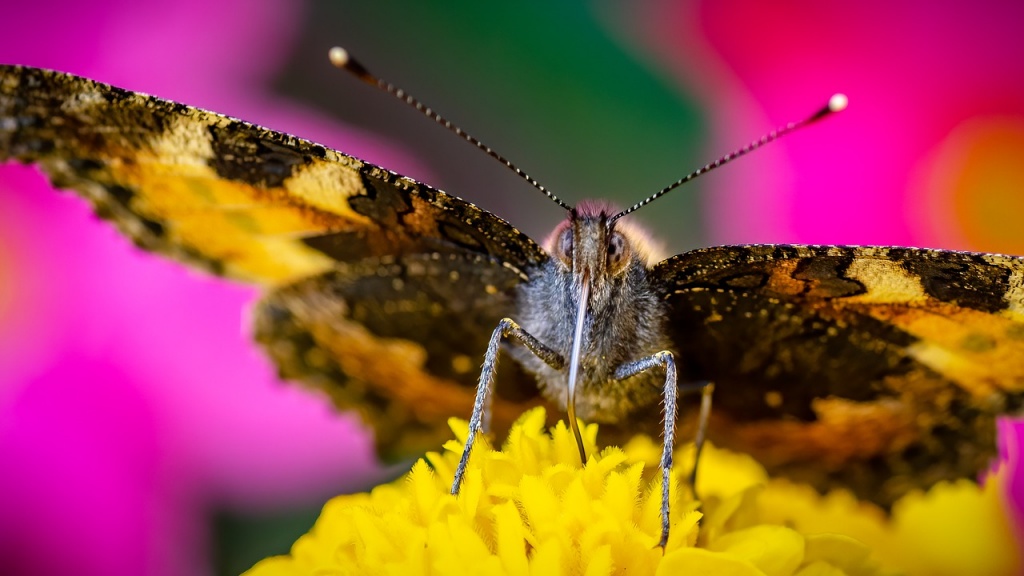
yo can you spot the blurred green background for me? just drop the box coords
[275,2,706,246]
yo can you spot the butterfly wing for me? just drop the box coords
[253,252,547,458]
[0,65,547,283]
[0,65,553,457]
[654,244,1024,505]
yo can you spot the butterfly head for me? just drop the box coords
[545,200,659,300]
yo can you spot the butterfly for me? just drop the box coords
[2,61,1023,534]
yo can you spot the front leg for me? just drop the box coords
[614,353,714,549]
[450,318,564,495]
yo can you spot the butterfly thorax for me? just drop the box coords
[508,203,670,423]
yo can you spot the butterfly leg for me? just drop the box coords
[614,354,713,548]
[450,318,564,495]
[680,381,714,499]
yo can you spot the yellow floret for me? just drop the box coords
[246,408,1020,576]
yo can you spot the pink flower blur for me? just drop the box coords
[0,1,429,574]
[999,418,1024,539]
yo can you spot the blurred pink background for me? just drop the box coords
[0,2,394,574]
[1,1,1022,574]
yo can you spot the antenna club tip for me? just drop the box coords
[828,93,849,113]
[328,46,350,68]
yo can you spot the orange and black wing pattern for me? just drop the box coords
[655,244,1024,505]
[0,65,553,457]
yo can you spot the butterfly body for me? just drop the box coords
[2,65,1023,509]
[510,202,670,423]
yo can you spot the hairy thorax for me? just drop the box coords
[509,256,670,423]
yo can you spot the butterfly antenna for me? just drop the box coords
[609,93,848,223]
[329,47,572,211]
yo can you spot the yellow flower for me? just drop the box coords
[246,408,1021,576]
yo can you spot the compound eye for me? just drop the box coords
[558,227,574,264]
[606,231,630,272]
